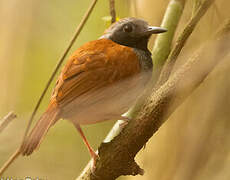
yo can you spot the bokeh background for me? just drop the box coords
[0,0,230,179]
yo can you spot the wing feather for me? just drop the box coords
[51,39,141,107]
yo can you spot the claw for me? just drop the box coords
[90,150,99,172]
[119,116,132,130]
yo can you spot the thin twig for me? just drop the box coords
[0,0,98,176]
[0,112,17,133]
[109,0,116,23]
[157,0,215,87]
[0,149,20,176]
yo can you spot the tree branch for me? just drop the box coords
[0,111,17,134]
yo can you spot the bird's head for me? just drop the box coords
[100,17,167,51]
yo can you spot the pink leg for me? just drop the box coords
[73,123,98,164]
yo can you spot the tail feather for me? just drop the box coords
[21,102,59,156]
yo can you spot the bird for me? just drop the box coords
[21,17,167,167]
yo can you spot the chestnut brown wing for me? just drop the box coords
[51,39,141,107]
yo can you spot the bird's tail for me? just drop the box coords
[21,102,60,156]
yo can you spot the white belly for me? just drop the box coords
[61,71,151,125]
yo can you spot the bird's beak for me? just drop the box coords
[143,26,167,35]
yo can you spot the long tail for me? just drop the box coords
[21,102,60,156]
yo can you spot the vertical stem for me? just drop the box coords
[152,0,185,78]
[109,0,116,23]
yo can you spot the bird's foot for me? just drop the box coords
[90,150,99,173]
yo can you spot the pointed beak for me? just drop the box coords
[143,26,167,36]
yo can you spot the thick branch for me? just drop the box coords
[0,111,17,133]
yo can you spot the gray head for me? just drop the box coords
[100,17,167,52]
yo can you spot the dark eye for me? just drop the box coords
[123,24,133,33]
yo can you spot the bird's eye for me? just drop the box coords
[123,24,133,33]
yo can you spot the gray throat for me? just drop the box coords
[132,48,153,72]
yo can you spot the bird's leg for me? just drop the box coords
[73,122,98,170]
